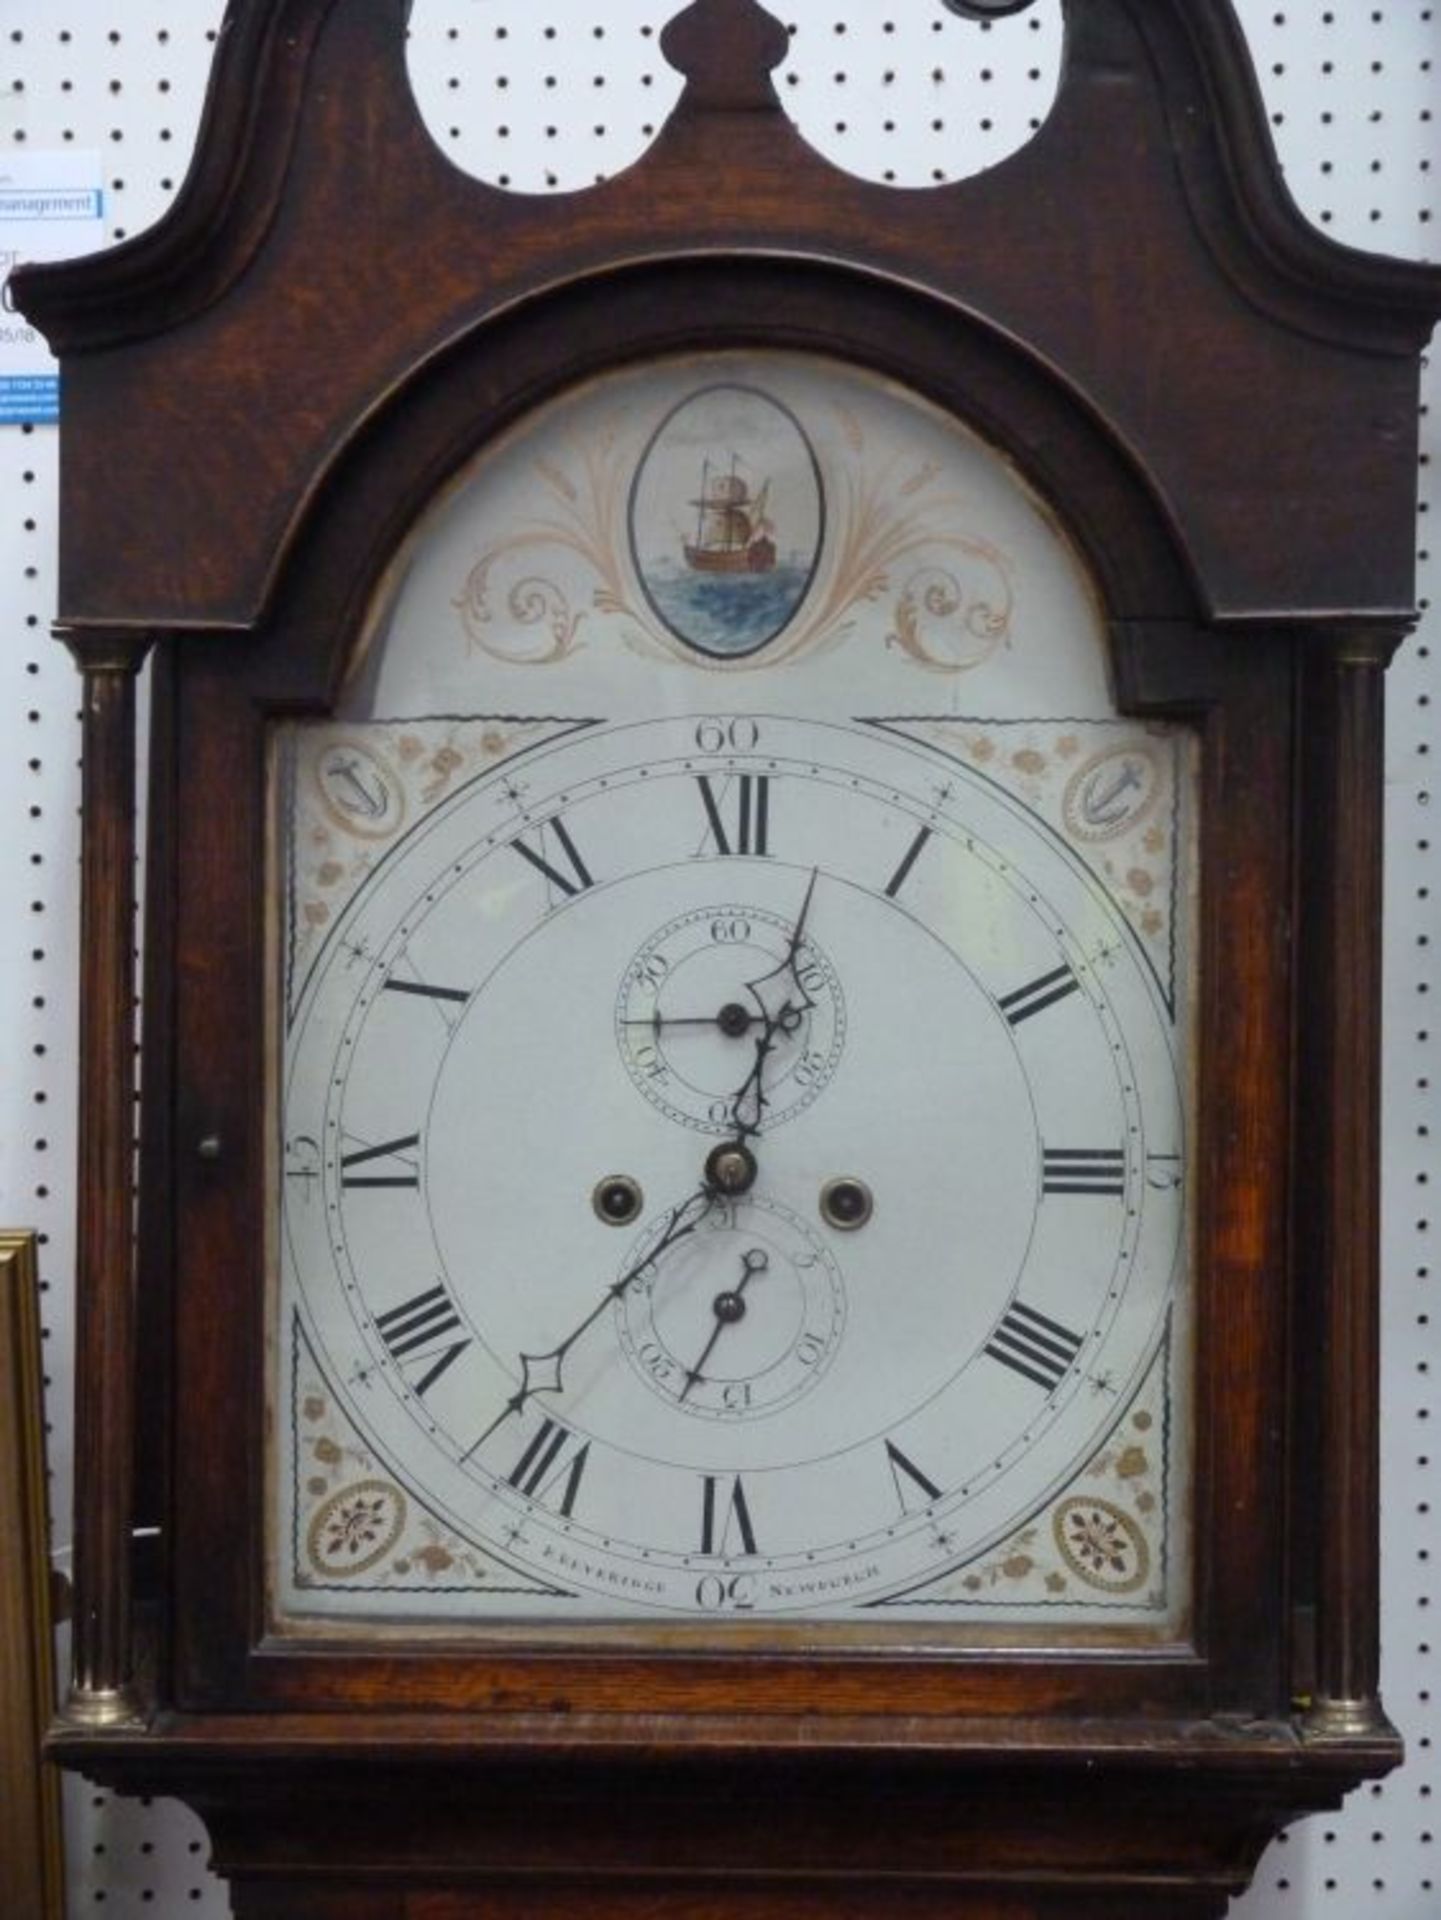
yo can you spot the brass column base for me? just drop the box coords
[1301,1695,1395,1742]
[61,1685,147,1732]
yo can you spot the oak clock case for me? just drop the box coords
[17,0,1439,1911]
[272,352,1195,1639]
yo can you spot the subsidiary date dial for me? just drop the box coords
[616,1194,847,1419]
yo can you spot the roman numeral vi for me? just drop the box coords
[700,1474,758,1556]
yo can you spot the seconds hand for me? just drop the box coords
[727,866,822,1151]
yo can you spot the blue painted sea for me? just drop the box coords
[640,558,815,658]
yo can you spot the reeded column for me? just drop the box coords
[1301,626,1397,1739]
[62,631,152,1728]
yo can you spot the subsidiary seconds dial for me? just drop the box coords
[617,903,846,1133]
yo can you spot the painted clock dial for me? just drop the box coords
[271,353,1195,1635]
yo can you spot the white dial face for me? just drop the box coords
[272,353,1194,1635]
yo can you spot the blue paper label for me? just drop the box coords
[0,155,105,424]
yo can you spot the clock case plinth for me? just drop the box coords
[17,0,1440,1911]
[53,1713,1400,1920]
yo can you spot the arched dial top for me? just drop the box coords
[271,350,1195,1637]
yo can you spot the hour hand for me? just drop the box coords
[680,1247,770,1401]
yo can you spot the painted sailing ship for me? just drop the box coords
[685,456,777,575]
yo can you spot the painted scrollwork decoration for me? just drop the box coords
[777,424,1015,668]
[888,555,1013,672]
[454,431,651,663]
[454,557,583,665]
[451,380,1016,674]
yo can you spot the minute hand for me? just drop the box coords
[728,867,822,1147]
[783,866,820,971]
[465,1181,717,1458]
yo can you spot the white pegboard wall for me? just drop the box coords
[402,1,1064,191]
[0,5,1433,1915]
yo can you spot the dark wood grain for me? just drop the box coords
[60,1715,1362,1919]
[17,0,1438,1909]
[12,0,1441,628]
[662,0,789,108]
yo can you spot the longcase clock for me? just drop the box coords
[15,2,1441,1914]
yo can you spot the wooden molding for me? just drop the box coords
[0,1230,65,1920]
[10,1,1436,1908]
[13,0,1441,632]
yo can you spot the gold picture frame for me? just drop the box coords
[0,1230,65,1920]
